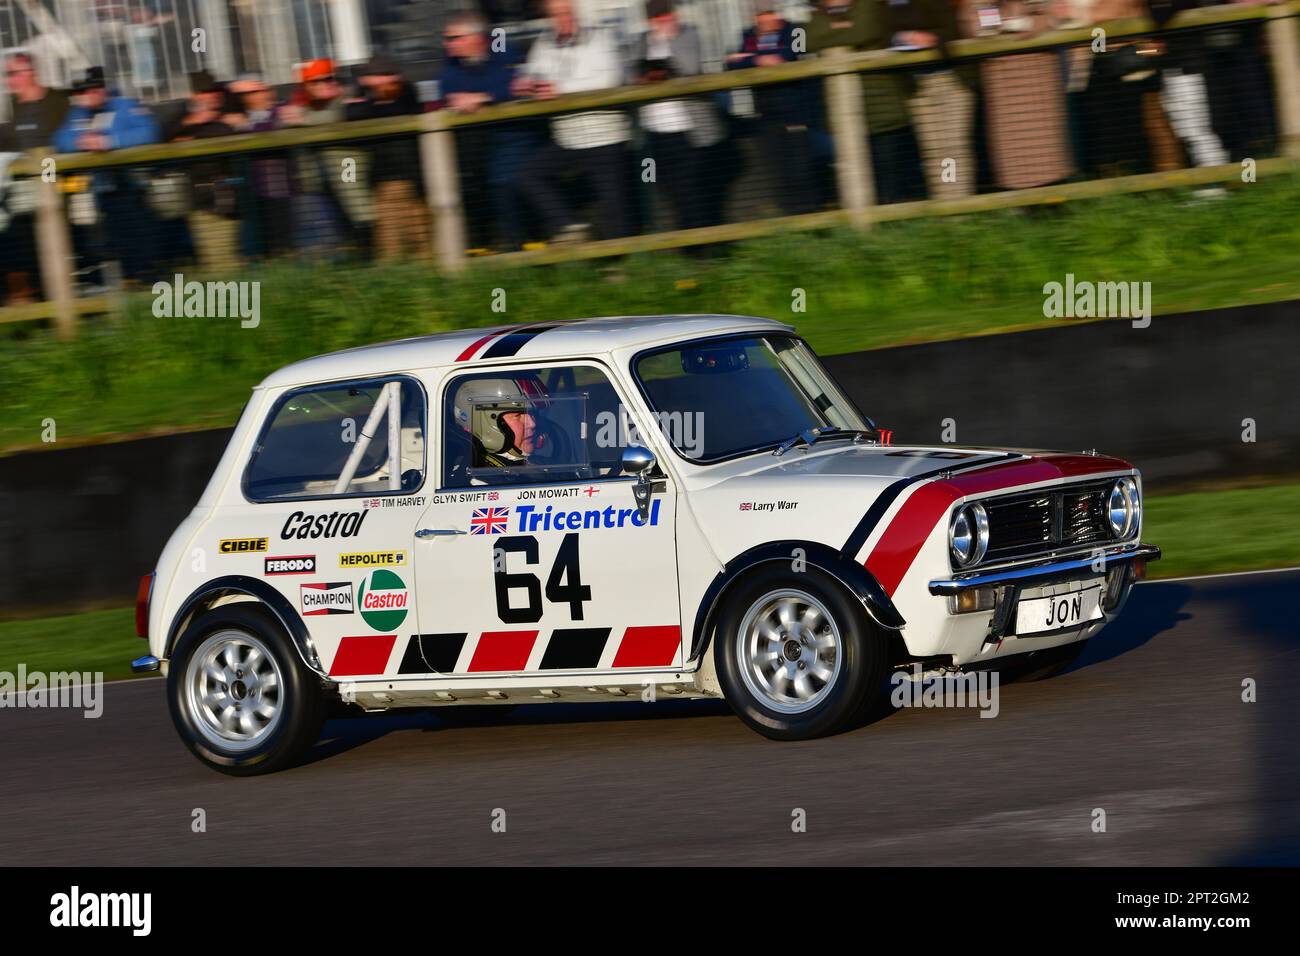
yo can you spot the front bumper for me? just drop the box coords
[927,543,1162,596]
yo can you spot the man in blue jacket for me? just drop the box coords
[54,67,161,284]
[439,11,537,251]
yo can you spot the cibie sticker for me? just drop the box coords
[357,568,409,631]
[300,581,354,616]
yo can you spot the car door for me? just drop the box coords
[232,374,430,680]
[406,360,682,681]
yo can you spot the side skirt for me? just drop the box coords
[336,669,714,711]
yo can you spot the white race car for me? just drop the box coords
[133,315,1159,774]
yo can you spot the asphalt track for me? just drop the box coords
[2,570,1297,866]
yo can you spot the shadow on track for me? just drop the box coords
[302,698,735,767]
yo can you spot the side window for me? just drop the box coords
[244,378,425,501]
[442,365,629,488]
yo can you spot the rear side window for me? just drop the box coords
[243,377,426,501]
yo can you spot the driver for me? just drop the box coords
[452,376,547,470]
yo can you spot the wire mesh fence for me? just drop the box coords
[1,2,1297,331]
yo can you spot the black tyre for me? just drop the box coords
[715,566,889,740]
[1001,640,1087,683]
[167,603,326,776]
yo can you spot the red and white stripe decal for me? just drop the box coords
[611,625,681,668]
[469,630,539,672]
[330,635,398,676]
[455,326,522,363]
[864,454,1133,596]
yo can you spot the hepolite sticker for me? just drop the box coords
[357,568,409,631]
[339,550,408,569]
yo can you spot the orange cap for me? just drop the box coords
[299,58,337,82]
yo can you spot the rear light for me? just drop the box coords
[135,573,154,638]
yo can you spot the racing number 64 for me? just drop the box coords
[493,534,592,623]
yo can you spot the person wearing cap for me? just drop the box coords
[226,73,297,258]
[514,0,632,243]
[633,0,727,232]
[52,66,161,285]
[164,71,245,273]
[281,59,361,256]
[346,54,431,263]
[53,66,159,154]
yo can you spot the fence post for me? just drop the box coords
[1267,7,1300,160]
[420,112,467,273]
[33,150,78,340]
[823,47,875,228]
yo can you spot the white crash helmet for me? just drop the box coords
[452,375,546,454]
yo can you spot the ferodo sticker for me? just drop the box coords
[219,537,268,554]
[339,550,408,569]
[358,568,409,631]
[300,582,354,616]
[265,555,316,575]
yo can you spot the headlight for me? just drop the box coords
[1108,477,1140,539]
[949,502,989,568]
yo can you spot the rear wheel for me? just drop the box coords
[167,604,326,776]
[715,567,888,740]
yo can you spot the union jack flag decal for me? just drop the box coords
[470,507,511,535]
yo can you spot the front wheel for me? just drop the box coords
[715,567,889,740]
[167,604,326,776]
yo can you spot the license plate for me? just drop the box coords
[1015,586,1103,635]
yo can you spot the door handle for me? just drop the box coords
[416,528,466,538]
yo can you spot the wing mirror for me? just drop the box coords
[621,445,657,522]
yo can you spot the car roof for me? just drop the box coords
[256,314,795,389]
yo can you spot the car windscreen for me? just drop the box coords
[633,334,867,462]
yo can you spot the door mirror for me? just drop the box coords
[621,444,656,476]
[622,445,657,522]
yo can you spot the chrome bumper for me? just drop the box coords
[928,543,1162,596]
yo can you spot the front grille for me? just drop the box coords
[982,479,1115,564]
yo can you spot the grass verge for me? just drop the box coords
[3,174,1299,453]
[1,482,1295,682]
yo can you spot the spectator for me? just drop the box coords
[0,52,70,151]
[439,10,537,251]
[164,70,244,273]
[727,6,823,215]
[515,0,632,243]
[228,73,294,257]
[53,65,161,285]
[280,59,363,255]
[962,0,1075,189]
[806,0,925,204]
[0,52,70,305]
[1078,0,1182,175]
[890,0,977,199]
[633,0,728,231]
[1147,0,1230,169]
[346,55,431,263]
